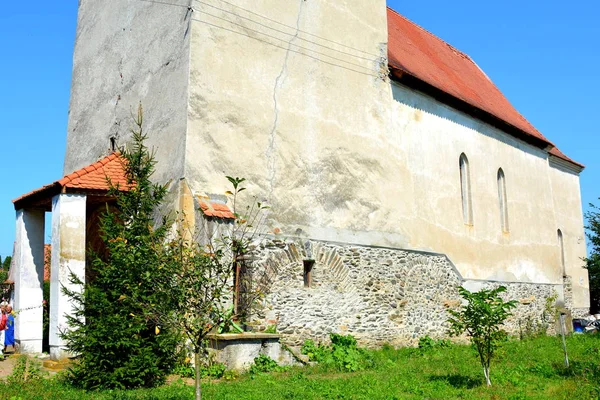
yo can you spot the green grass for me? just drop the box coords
[3,335,599,400]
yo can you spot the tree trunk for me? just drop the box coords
[195,350,202,400]
[483,365,491,387]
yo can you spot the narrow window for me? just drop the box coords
[109,136,117,152]
[303,260,314,288]
[459,153,473,225]
[557,229,566,276]
[497,168,509,232]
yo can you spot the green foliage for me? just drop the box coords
[0,255,11,301]
[249,354,286,375]
[61,105,182,390]
[448,285,517,386]
[585,202,600,313]
[0,335,599,399]
[2,335,599,399]
[418,335,451,351]
[172,360,227,379]
[42,280,50,352]
[149,172,270,400]
[301,339,330,363]
[7,356,43,385]
[301,333,373,372]
[264,324,277,334]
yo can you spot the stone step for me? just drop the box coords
[42,359,72,371]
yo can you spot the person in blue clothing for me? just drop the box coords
[4,305,14,353]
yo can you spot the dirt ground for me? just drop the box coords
[0,354,18,378]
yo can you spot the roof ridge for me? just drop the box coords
[386,6,472,62]
[58,152,121,186]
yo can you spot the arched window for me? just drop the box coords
[557,229,566,276]
[459,153,473,225]
[497,168,509,232]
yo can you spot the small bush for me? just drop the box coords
[249,355,285,375]
[7,355,43,384]
[172,359,227,379]
[418,335,451,351]
[301,333,373,372]
[264,325,277,334]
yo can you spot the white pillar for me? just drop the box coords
[14,208,45,354]
[50,194,86,360]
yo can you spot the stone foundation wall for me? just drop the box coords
[247,239,576,347]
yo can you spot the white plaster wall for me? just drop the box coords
[185,0,391,234]
[50,194,86,360]
[13,209,45,353]
[388,83,564,285]
[64,0,192,183]
[548,161,589,308]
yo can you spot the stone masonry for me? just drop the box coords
[247,238,568,347]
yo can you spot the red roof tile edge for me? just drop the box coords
[549,147,584,169]
[198,201,236,220]
[13,152,129,205]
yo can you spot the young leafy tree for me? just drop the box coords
[585,203,600,314]
[2,256,11,270]
[448,286,517,386]
[62,105,181,390]
[149,177,268,400]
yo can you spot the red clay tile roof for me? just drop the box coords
[57,152,129,190]
[386,7,582,168]
[199,201,236,219]
[13,153,129,207]
[549,147,584,169]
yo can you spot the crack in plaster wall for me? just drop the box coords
[266,0,305,202]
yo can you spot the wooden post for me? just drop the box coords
[559,312,569,368]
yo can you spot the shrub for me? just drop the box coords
[249,354,285,375]
[61,106,182,390]
[172,360,227,379]
[7,355,43,385]
[301,333,373,372]
[418,335,451,351]
[448,285,517,386]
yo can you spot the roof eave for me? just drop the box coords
[549,154,585,174]
[12,182,62,211]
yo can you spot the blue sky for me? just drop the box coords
[0,1,598,258]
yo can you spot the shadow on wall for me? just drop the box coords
[390,82,548,162]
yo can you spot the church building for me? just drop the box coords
[12,1,589,356]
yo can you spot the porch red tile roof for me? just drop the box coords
[57,152,129,190]
[13,153,129,208]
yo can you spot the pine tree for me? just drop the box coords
[62,105,181,390]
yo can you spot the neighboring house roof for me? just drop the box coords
[44,244,51,282]
[386,7,582,169]
[13,152,129,210]
[5,244,52,284]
